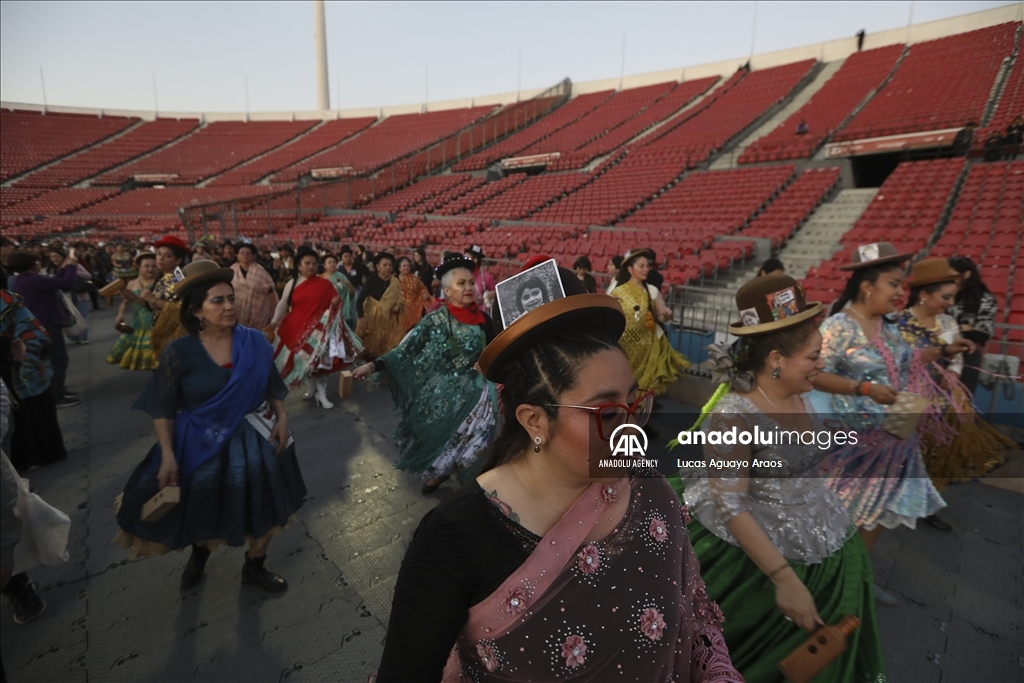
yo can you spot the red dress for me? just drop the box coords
[274,276,354,388]
[277,277,336,351]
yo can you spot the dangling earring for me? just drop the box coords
[772,366,781,380]
[198,318,205,333]
[918,300,925,307]
[533,436,542,453]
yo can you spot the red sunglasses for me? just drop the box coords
[547,389,655,442]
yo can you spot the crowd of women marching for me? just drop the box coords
[1,229,1016,683]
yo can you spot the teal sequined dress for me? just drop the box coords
[376,306,498,479]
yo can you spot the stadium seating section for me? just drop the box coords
[803,158,965,303]
[515,83,673,160]
[835,23,1017,141]
[13,118,200,189]
[208,117,376,187]
[551,77,719,171]
[273,106,495,182]
[452,92,613,171]
[740,166,842,247]
[639,60,816,165]
[740,45,904,163]
[973,43,1024,153]
[95,120,319,185]
[1,110,137,182]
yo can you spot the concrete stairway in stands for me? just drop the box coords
[775,187,877,278]
[710,58,846,170]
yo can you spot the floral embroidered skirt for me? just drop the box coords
[114,421,307,557]
[395,382,497,479]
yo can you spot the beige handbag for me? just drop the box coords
[881,392,929,439]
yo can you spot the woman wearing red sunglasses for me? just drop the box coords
[374,267,742,683]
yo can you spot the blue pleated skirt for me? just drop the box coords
[115,421,307,556]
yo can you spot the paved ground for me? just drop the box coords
[1,307,1022,683]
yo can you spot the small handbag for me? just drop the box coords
[881,392,929,439]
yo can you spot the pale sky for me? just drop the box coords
[0,1,1016,113]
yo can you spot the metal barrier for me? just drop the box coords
[977,325,1024,422]
[179,79,571,241]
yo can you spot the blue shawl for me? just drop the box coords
[155,326,273,477]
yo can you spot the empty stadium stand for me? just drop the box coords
[13,118,199,189]
[95,120,319,186]
[1,110,138,182]
[530,149,684,225]
[360,173,477,213]
[974,34,1024,153]
[451,92,612,172]
[551,77,719,171]
[3,187,120,216]
[274,106,495,182]
[740,45,904,163]
[518,83,674,158]
[638,60,816,165]
[835,23,1017,141]
[207,117,376,187]
[463,172,591,220]
[741,166,842,247]
[432,173,526,216]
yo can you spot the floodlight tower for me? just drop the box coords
[314,0,330,110]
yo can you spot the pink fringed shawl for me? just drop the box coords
[442,477,743,683]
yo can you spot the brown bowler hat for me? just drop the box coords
[838,242,913,271]
[729,273,824,337]
[908,258,961,287]
[479,266,625,383]
[172,259,234,301]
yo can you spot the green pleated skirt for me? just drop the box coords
[670,477,887,683]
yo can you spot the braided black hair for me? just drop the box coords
[482,328,621,472]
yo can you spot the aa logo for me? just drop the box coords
[609,424,648,457]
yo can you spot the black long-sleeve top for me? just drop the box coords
[376,481,538,683]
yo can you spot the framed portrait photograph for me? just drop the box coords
[495,258,565,329]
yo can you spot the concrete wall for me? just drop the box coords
[3,3,1020,122]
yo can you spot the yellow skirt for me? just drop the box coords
[620,326,689,395]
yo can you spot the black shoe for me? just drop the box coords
[924,514,953,531]
[180,544,212,590]
[420,475,450,495]
[241,555,287,593]
[2,575,46,624]
[56,395,80,408]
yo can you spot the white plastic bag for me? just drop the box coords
[12,475,71,574]
[60,291,87,339]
